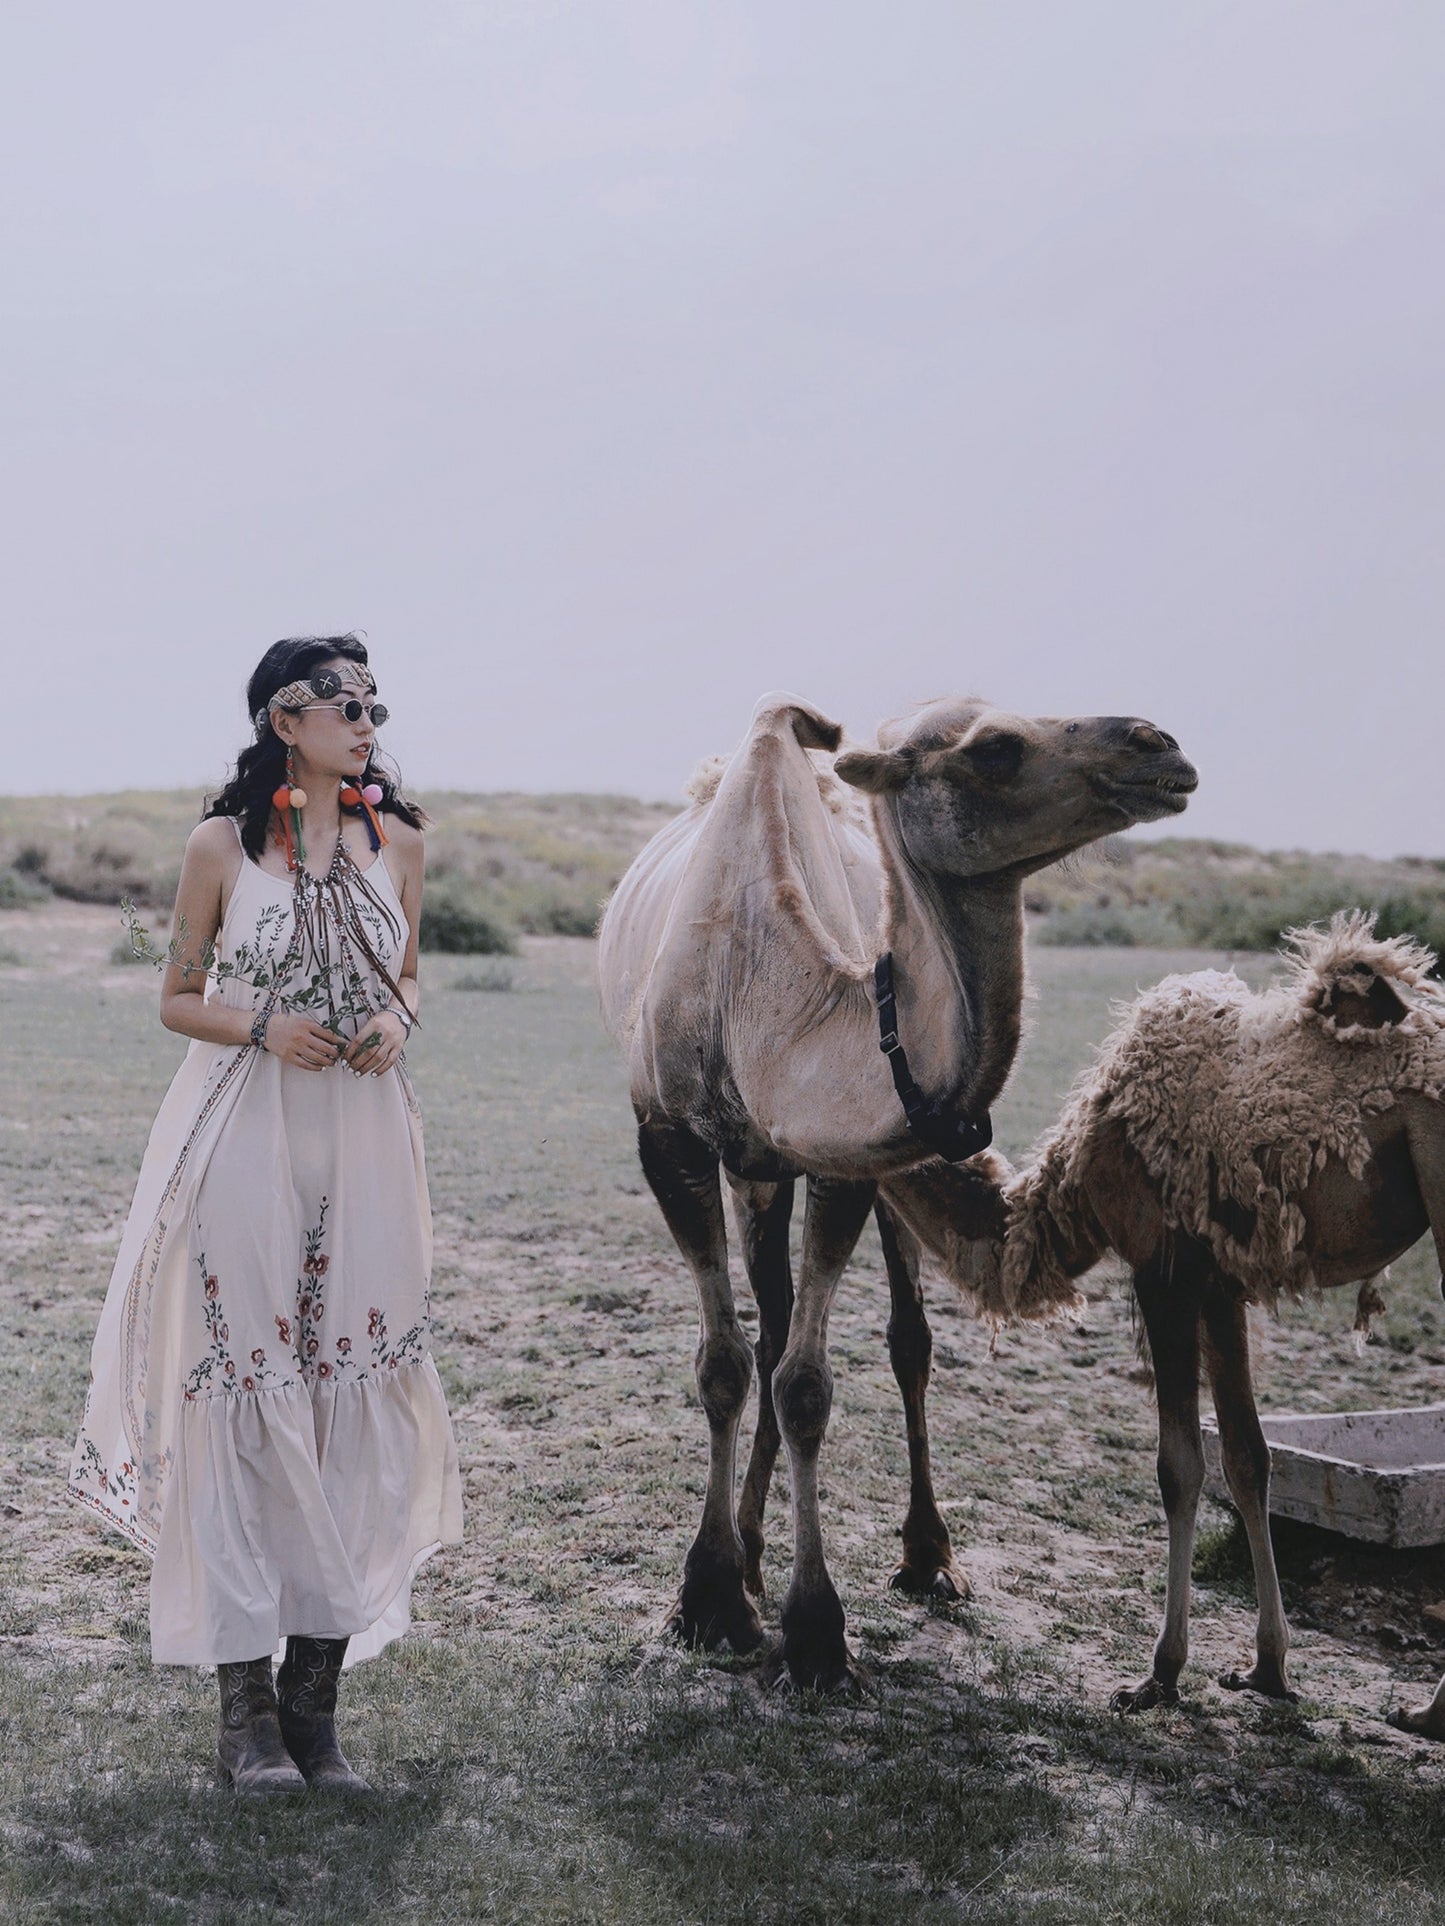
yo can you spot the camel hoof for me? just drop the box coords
[887,1564,970,1602]
[1110,1677,1179,1714]
[1218,1665,1296,1702]
[743,1559,766,1601]
[662,1590,766,1656]
[761,1644,868,1697]
[1387,1704,1445,1741]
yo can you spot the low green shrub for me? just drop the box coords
[1370,892,1445,958]
[419,886,517,955]
[1032,903,1184,948]
[1169,886,1445,960]
[451,962,516,992]
[512,885,603,937]
[1031,847,1445,965]
[1191,1515,1253,1587]
[0,866,47,908]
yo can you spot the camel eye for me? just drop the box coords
[961,732,1025,782]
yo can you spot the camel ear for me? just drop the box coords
[954,725,1026,783]
[835,749,911,794]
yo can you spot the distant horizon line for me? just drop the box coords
[0,783,1437,869]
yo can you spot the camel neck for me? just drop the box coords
[879,834,1026,1122]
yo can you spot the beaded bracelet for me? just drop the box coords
[249,1008,271,1051]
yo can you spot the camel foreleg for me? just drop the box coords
[875,1199,966,1601]
[637,1119,763,1655]
[727,1176,796,1599]
[1202,1289,1294,1701]
[771,1174,877,1692]
[1112,1254,1203,1713]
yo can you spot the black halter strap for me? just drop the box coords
[873,952,993,1163]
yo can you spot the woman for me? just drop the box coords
[69,635,462,1795]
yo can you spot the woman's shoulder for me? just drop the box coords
[186,814,244,857]
[383,816,424,857]
[174,815,245,920]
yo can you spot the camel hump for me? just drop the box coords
[1286,909,1442,1037]
[749,691,844,754]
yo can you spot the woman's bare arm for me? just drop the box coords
[158,819,252,1048]
[158,818,340,1068]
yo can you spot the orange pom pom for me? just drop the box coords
[339,783,360,806]
[272,785,292,810]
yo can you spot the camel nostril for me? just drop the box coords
[1128,723,1174,754]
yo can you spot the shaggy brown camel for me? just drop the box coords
[890,916,1445,1726]
[597,690,1197,1688]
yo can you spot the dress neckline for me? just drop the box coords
[222,825,403,939]
[242,845,388,887]
[222,812,388,889]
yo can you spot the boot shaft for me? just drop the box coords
[217,1658,280,1732]
[277,1636,349,1724]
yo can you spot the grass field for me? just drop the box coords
[3,907,1445,1922]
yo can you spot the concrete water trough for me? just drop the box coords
[1201,1404,1445,1548]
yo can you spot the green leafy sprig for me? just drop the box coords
[120,897,377,1037]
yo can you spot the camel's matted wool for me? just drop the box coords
[1003,913,1445,1317]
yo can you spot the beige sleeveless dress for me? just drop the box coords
[69,823,462,1666]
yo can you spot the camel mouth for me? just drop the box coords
[1091,770,1197,821]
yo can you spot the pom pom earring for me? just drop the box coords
[340,774,389,854]
[271,747,307,871]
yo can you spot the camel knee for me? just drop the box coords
[774,1354,833,1452]
[1219,1426,1270,1504]
[696,1330,752,1428]
[1157,1435,1204,1518]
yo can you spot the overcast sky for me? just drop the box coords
[4,2,1441,855]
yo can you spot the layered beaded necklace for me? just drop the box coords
[252,807,410,1046]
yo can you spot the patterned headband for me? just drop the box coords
[253,666,376,735]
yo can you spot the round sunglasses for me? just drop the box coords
[303,698,390,725]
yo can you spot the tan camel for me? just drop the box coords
[597,690,1197,1687]
[889,915,1445,1727]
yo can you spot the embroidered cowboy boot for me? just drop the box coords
[216,1658,307,1794]
[276,1636,373,1793]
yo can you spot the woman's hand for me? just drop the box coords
[342,1008,409,1077]
[261,1012,343,1071]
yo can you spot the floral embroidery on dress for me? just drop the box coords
[183,1251,282,1400]
[73,1432,138,1511]
[294,1198,333,1380]
[365,1303,427,1374]
[280,1194,429,1382]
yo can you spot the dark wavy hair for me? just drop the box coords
[204,635,427,858]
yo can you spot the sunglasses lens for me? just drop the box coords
[370,703,389,726]
[340,698,364,722]
[311,670,342,699]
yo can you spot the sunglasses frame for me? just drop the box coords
[303,698,390,726]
